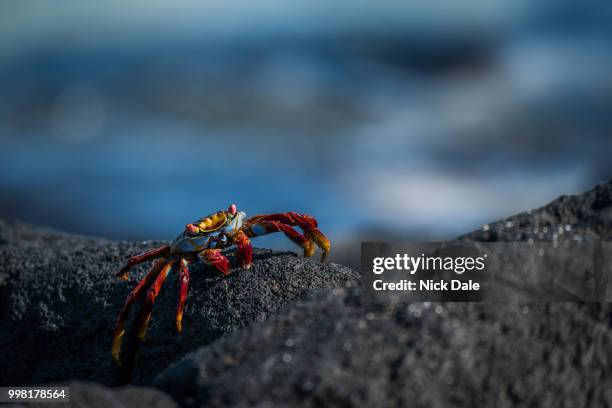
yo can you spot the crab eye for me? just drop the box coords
[185,224,199,235]
[228,204,237,215]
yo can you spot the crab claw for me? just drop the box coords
[200,249,230,275]
[234,230,252,269]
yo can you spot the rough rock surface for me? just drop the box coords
[13,382,178,408]
[459,180,612,243]
[153,182,612,407]
[155,290,612,407]
[4,181,612,407]
[0,221,358,387]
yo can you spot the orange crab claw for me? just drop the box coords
[234,230,253,269]
[200,249,230,275]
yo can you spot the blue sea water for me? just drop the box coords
[1,1,612,249]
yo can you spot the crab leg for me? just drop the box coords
[244,220,310,253]
[200,249,230,275]
[112,258,165,366]
[246,211,331,262]
[136,259,175,341]
[175,258,190,333]
[246,212,318,229]
[116,245,171,280]
[245,212,330,261]
[233,230,253,269]
[304,229,331,262]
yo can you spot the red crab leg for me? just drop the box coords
[112,258,165,366]
[233,230,253,269]
[246,212,330,261]
[244,220,310,253]
[246,211,331,261]
[175,258,190,333]
[116,245,171,280]
[200,249,230,275]
[137,259,175,341]
[247,212,317,229]
[304,229,331,262]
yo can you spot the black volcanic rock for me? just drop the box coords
[12,382,178,408]
[153,181,612,407]
[155,289,612,407]
[460,180,612,243]
[4,181,612,408]
[0,220,358,387]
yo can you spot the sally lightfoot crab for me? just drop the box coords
[112,204,330,366]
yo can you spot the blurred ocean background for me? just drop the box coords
[1,1,612,263]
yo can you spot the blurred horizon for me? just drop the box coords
[1,1,612,260]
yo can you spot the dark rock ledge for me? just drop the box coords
[3,181,612,407]
[154,181,612,407]
[0,220,358,390]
